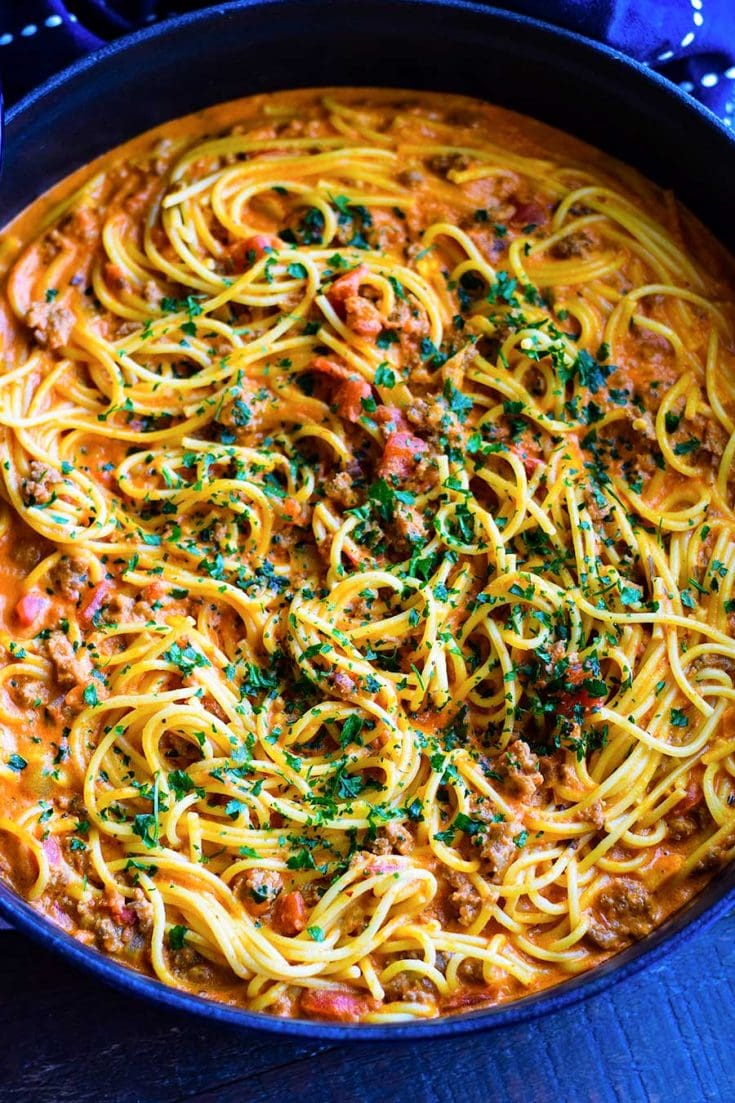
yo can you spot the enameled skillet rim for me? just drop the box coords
[3,1,734,236]
[0,0,734,1039]
[5,0,735,142]
[1,870,734,1039]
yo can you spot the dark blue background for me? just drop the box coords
[0,4,733,1101]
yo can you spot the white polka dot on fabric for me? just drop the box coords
[20,24,37,37]
[693,11,704,25]
[658,50,674,62]
[0,32,12,46]
[726,68,735,80]
[680,31,695,47]
[679,80,695,92]
[45,15,63,27]
[701,73,719,88]
[690,0,702,9]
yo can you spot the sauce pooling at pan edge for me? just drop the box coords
[0,88,734,1023]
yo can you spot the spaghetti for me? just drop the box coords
[0,88,733,1022]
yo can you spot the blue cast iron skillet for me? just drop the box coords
[0,0,733,1040]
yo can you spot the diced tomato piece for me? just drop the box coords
[374,405,408,432]
[333,377,373,422]
[15,592,50,627]
[510,440,542,476]
[224,234,281,271]
[651,852,684,881]
[245,234,281,260]
[557,662,606,717]
[326,264,369,307]
[280,497,303,524]
[311,355,350,381]
[311,356,373,421]
[343,296,383,338]
[79,580,111,625]
[272,890,307,936]
[300,987,376,1022]
[377,430,428,479]
[326,266,384,338]
[144,580,166,604]
[511,200,547,228]
[557,690,605,716]
[675,779,703,813]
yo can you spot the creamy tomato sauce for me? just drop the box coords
[0,89,733,1023]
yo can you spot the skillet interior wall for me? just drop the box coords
[2,0,734,246]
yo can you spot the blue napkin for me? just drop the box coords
[0,1,733,126]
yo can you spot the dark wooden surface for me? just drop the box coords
[0,910,733,1103]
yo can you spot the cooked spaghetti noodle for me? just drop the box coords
[0,89,733,1022]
